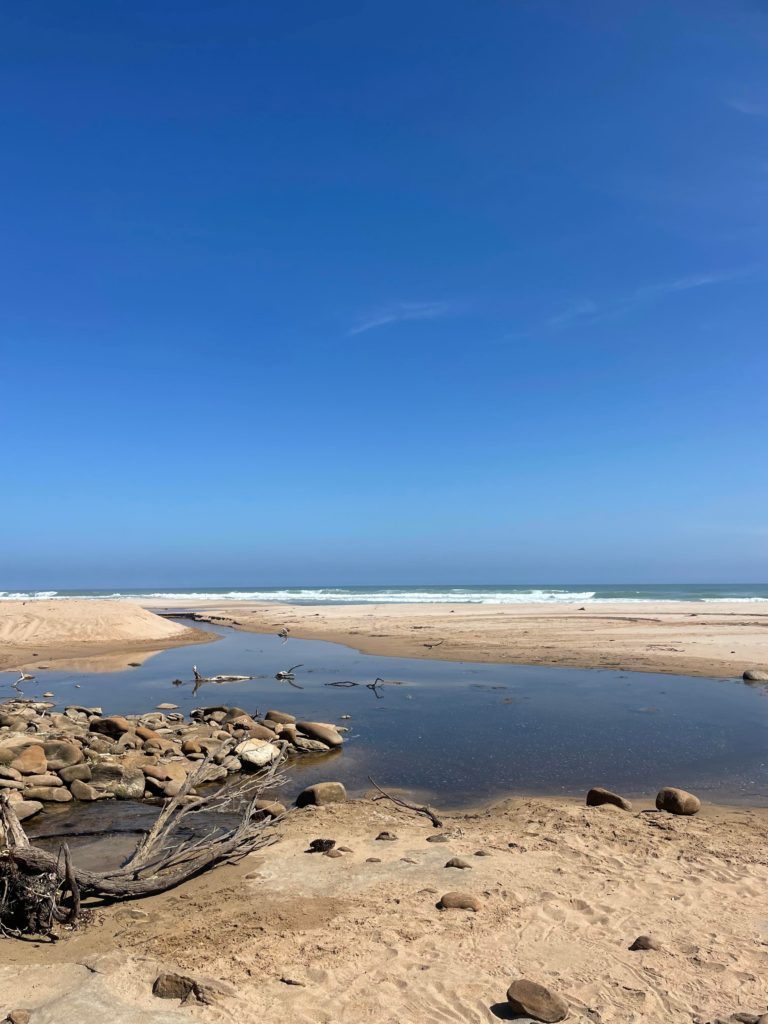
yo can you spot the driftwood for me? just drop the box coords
[367,776,443,828]
[1,744,286,938]
[192,665,256,684]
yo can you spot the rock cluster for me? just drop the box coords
[0,698,345,817]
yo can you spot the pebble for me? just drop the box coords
[438,891,480,912]
[474,849,492,856]
[366,857,382,863]
[324,849,343,858]
[506,979,569,1023]
[445,857,472,869]
[426,834,449,843]
[376,831,398,841]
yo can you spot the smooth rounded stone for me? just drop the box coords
[475,849,492,857]
[182,738,202,755]
[24,773,63,788]
[235,738,281,768]
[23,785,73,802]
[255,718,279,733]
[280,724,299,743]
[0,778,24,789]
[292,736,331,753]
[629,934,661,951]
[324,849,343,858]
[163,780,184,798]
[586,786,632,811]
[506,979,569,1023]
[366,857,382,863]
[240,722,278,741]
[376,831,398,841]
[445,857,473,869]
[221,755,242,773]
[13,800,44,822]
[152,971,236,1004]
[439,891,480,912]
[42,739,84,771]
[70,778,109,801]
[295,720,344,748]
[0,765,23,781]
[10,745,47,775]
[296,781,347,807]
[58,762,92,784]
[135,724,161,742]
[156,703,178,710]
[89,715,132,738]
[7,1010,31,1024]
[253,799,286,818]
[426,834,450,843]
[90,763,146,799]
[656,787,701,816]
[265,709,296,725]
[743,668,768,682]
[142,764,174,782]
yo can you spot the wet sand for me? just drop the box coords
[3,794,768,1023]
[176,600,768,678]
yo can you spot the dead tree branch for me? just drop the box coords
[367,776,443,828]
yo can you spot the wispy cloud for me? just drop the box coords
[348,300,452,336]
[727,97,768,117]
[545,268,749,332]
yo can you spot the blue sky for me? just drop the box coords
[2,0,766,587]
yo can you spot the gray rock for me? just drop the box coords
[506,979,569,1022]
[234,738,281,768]
[292,736,331,752]
[743,668,768,682]
[42,739,84,771]
[70,778,109,801]
[59,762,92,784]
[656,787,701,815]
[90,763,145,799]
[296,781,347,807]
[152,971,236,1004]
[295,720,344,748]
[439,891,480,911]
[13,800,44,821]
[265,709,296,724]
[586,786,632,811]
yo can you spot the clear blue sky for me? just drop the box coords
[2,1,766,588]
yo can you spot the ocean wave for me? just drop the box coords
[0,591,59,600]
[120,588,600,604]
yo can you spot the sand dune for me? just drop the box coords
[0,599,214,672]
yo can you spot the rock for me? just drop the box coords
[10,745,47,775]
[70,778,108,801]
[234,739,281,768]
[656,787,701,816]
[445,857,472,869]
[42,739,84,771]
[59,762,92,783]
[163,780,183,797]
[24,773,63,788]
[506,979,569,1022]
[6,1010,31,1024]
[376,831,398,841]
[152,971,236,1005]
[296,781,347,807]
[292,736,331,752]
[135,725,161,742]
[23,786,73,802]
[181,738,202,755]
[0,778,24,790]
[475,849,492,856]
[426,834,450,843]
[366,857,382,863]
[89,715,132,738]
[252,799,286,818]
[265,709,296,724]
[309,838,335,853]
[629,934,661,951]
[0,765,23,781]
[295,720,344,748]
[13,800,43,821]
[324,849,343,858]
[237,721,278,741]
[157,703,178,709]
[743,668,768,682]
[586,786,632,811]
[439,891,480,912]
[143,764,174,782]
[90,763,146,799]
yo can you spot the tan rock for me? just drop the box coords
[586,787,632,811]
[23,786,73,802]
[296,720,344,748]
[655,787,701,815]
[506,979,568,1022]
[10,746,47,775]
[439,891,480,911]
[296,781,347,807]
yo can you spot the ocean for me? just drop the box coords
[2,584,767,603]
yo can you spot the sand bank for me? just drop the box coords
[173,600,768,678]
[3,794,768,1022]
[0,599,214,673]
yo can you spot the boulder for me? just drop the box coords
[181,738,202,755]
[252,799,286,818]
[143,764,174,782]
[439,891,480,911]
[90,763,145,799]
[152,971,236,1005]
[24,773,63,788]
[13,800,44,822]
[10,746,47,775]
[70,778,109,801]
[292,736,331,753]
[89,715,132,738]
[296,781,347,807]
[296,721,344,748]
[42,739,84,771]
[586,787,632,811]
[506,979,569,1023]
[23,786,72,802]
[157,703,178,710]
[0,778,24,790]
[234,739,281,768]
[59,762,92,784]
[239,722,278,741]
[655,787,701,816]
[743,668,768,682]
[0,765,23,781]
[265,709,296,724]
[135,725,161,742]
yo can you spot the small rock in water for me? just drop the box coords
[656,787,701,816]
[426,834,450,843]
[376,831,398,841]
[445,857,472,869]
[506,979,569,1023]
[308,838,336,853]
[743,668,768,682]
[157,702,178,710]
[439,891,480,912]
[586,786,633,811]
[629,934,661,951]
[43,691,54,698]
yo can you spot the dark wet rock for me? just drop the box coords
[656,787,701,816]
[445,857,472,869]
[506,979,569,1022]
[58,762,92,784]
[296,781,347,807]
[295,720,344,748]
[629,934,661,951]
[42,739,84,771]
[309,838,336,853]
[439,891,480,912]
[586,786,632,811]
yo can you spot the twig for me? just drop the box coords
[367,777,443,828]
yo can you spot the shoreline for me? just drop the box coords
[153,598,768,678]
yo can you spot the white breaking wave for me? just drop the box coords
[0,591,59,600]
[113,587,598,604]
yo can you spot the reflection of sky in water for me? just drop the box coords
[8,621,768,808]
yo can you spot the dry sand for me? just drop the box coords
[3,795,768,1023]
[179,600,768,678]
[0,599,214,673]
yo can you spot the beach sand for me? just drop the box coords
[0,599,214,673]
[3,794,767,1023]
[179,600,768,678]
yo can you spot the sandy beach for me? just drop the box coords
[176,600,768,679]
[3,793,768,1023]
